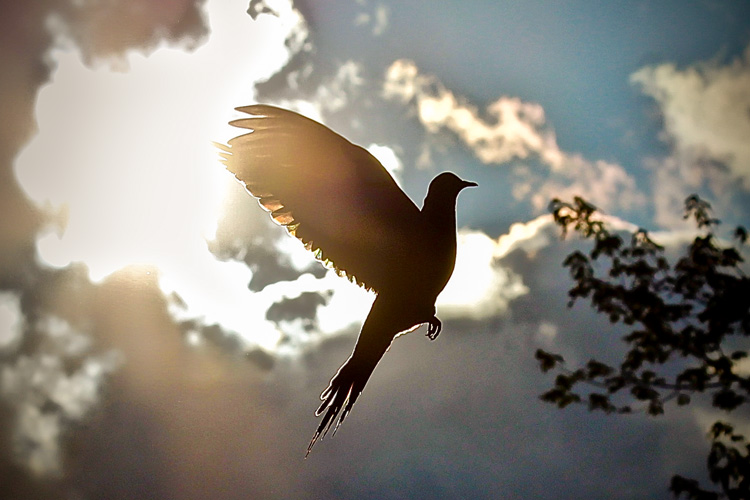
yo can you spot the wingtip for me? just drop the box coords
[234,105,262,115]
[234,104,281,116]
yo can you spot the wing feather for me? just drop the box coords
[220,105,420,291]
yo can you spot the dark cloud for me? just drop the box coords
[208,184,327,292]
[0,265,124,484]
[176,319,276,371]
[48,0,209,65]
[244,347,275,371]
[0,3,51,289]
[27,305,705,500]
[266,290,331,327]
[248,0,280,20]
[0,170,40,290]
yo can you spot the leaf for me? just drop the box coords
[669,475,719,500]
[588,393,615,414]
[734,226,748,244]
[647,399,664,416]
[709,422,734,439]
[677,394,691,406]
[535,349,564,373]
[631,384,658,401]
[586,360,614,379]
[730,351,747,361]
[712,390,745,411]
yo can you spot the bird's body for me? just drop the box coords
[218,105,475,455]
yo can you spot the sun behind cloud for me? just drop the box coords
[13,1,308,349]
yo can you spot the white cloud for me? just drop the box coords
[526,156,644,214]
[0,316,122,476]
[276,60,365,116]
[355,2,389,37]
[631,45,750,187]
[495,214,554,258]
[384,59,644,213]
[631,43,750,226]
[437,229,529,320]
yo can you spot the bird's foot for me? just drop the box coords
[425,317,442,341]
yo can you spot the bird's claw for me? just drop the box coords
[426,317,442,341]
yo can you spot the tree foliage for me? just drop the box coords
[536,195,749,499]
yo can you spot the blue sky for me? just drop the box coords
[0,1,749,498]
[253,0,750,232]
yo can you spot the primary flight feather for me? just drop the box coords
[218,105,476,455]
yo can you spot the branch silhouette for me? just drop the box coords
[538,195,750,499]
[217,105,476,456]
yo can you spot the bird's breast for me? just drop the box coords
[390,220,457,299]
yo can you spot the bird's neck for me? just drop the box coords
[421,196,458,231]
[419,196,460,298]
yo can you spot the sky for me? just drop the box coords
[0,0,749,498]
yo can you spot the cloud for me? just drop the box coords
[384,59,645,213]
[495,214,554,258]
[631,45,750,187]
[437,230,528,320]
[0,292,23,350]
[385,60,555,165]
[266,290,330,326]
[439,213,633,322]
[46,0,210,67]
[208,196,327,294]
[354,1,389,37]
[0,198,713,499]
[1,310,122,476]
[266,290,332,347]
[272,59,366,117]
[248,0,311,56]
[631,43,750,226]
[645,155,703,228]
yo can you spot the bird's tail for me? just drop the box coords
[306,296,404,457]
[305,352,378,456]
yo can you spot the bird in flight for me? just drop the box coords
[217,105,476,456]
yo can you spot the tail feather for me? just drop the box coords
[306,355,376,456]
[306,295,415,457]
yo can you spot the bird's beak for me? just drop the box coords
[461,180,478,189]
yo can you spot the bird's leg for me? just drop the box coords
[425,316,442,341]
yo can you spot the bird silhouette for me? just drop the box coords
[217,105,476,456]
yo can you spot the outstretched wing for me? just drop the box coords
[219,105,420,291]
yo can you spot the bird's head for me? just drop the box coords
[424,172,477,206]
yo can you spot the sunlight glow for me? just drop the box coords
[495,214,553,259]
[437,230,528,320]
[13,1,313,351]
[12,0,536,355]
